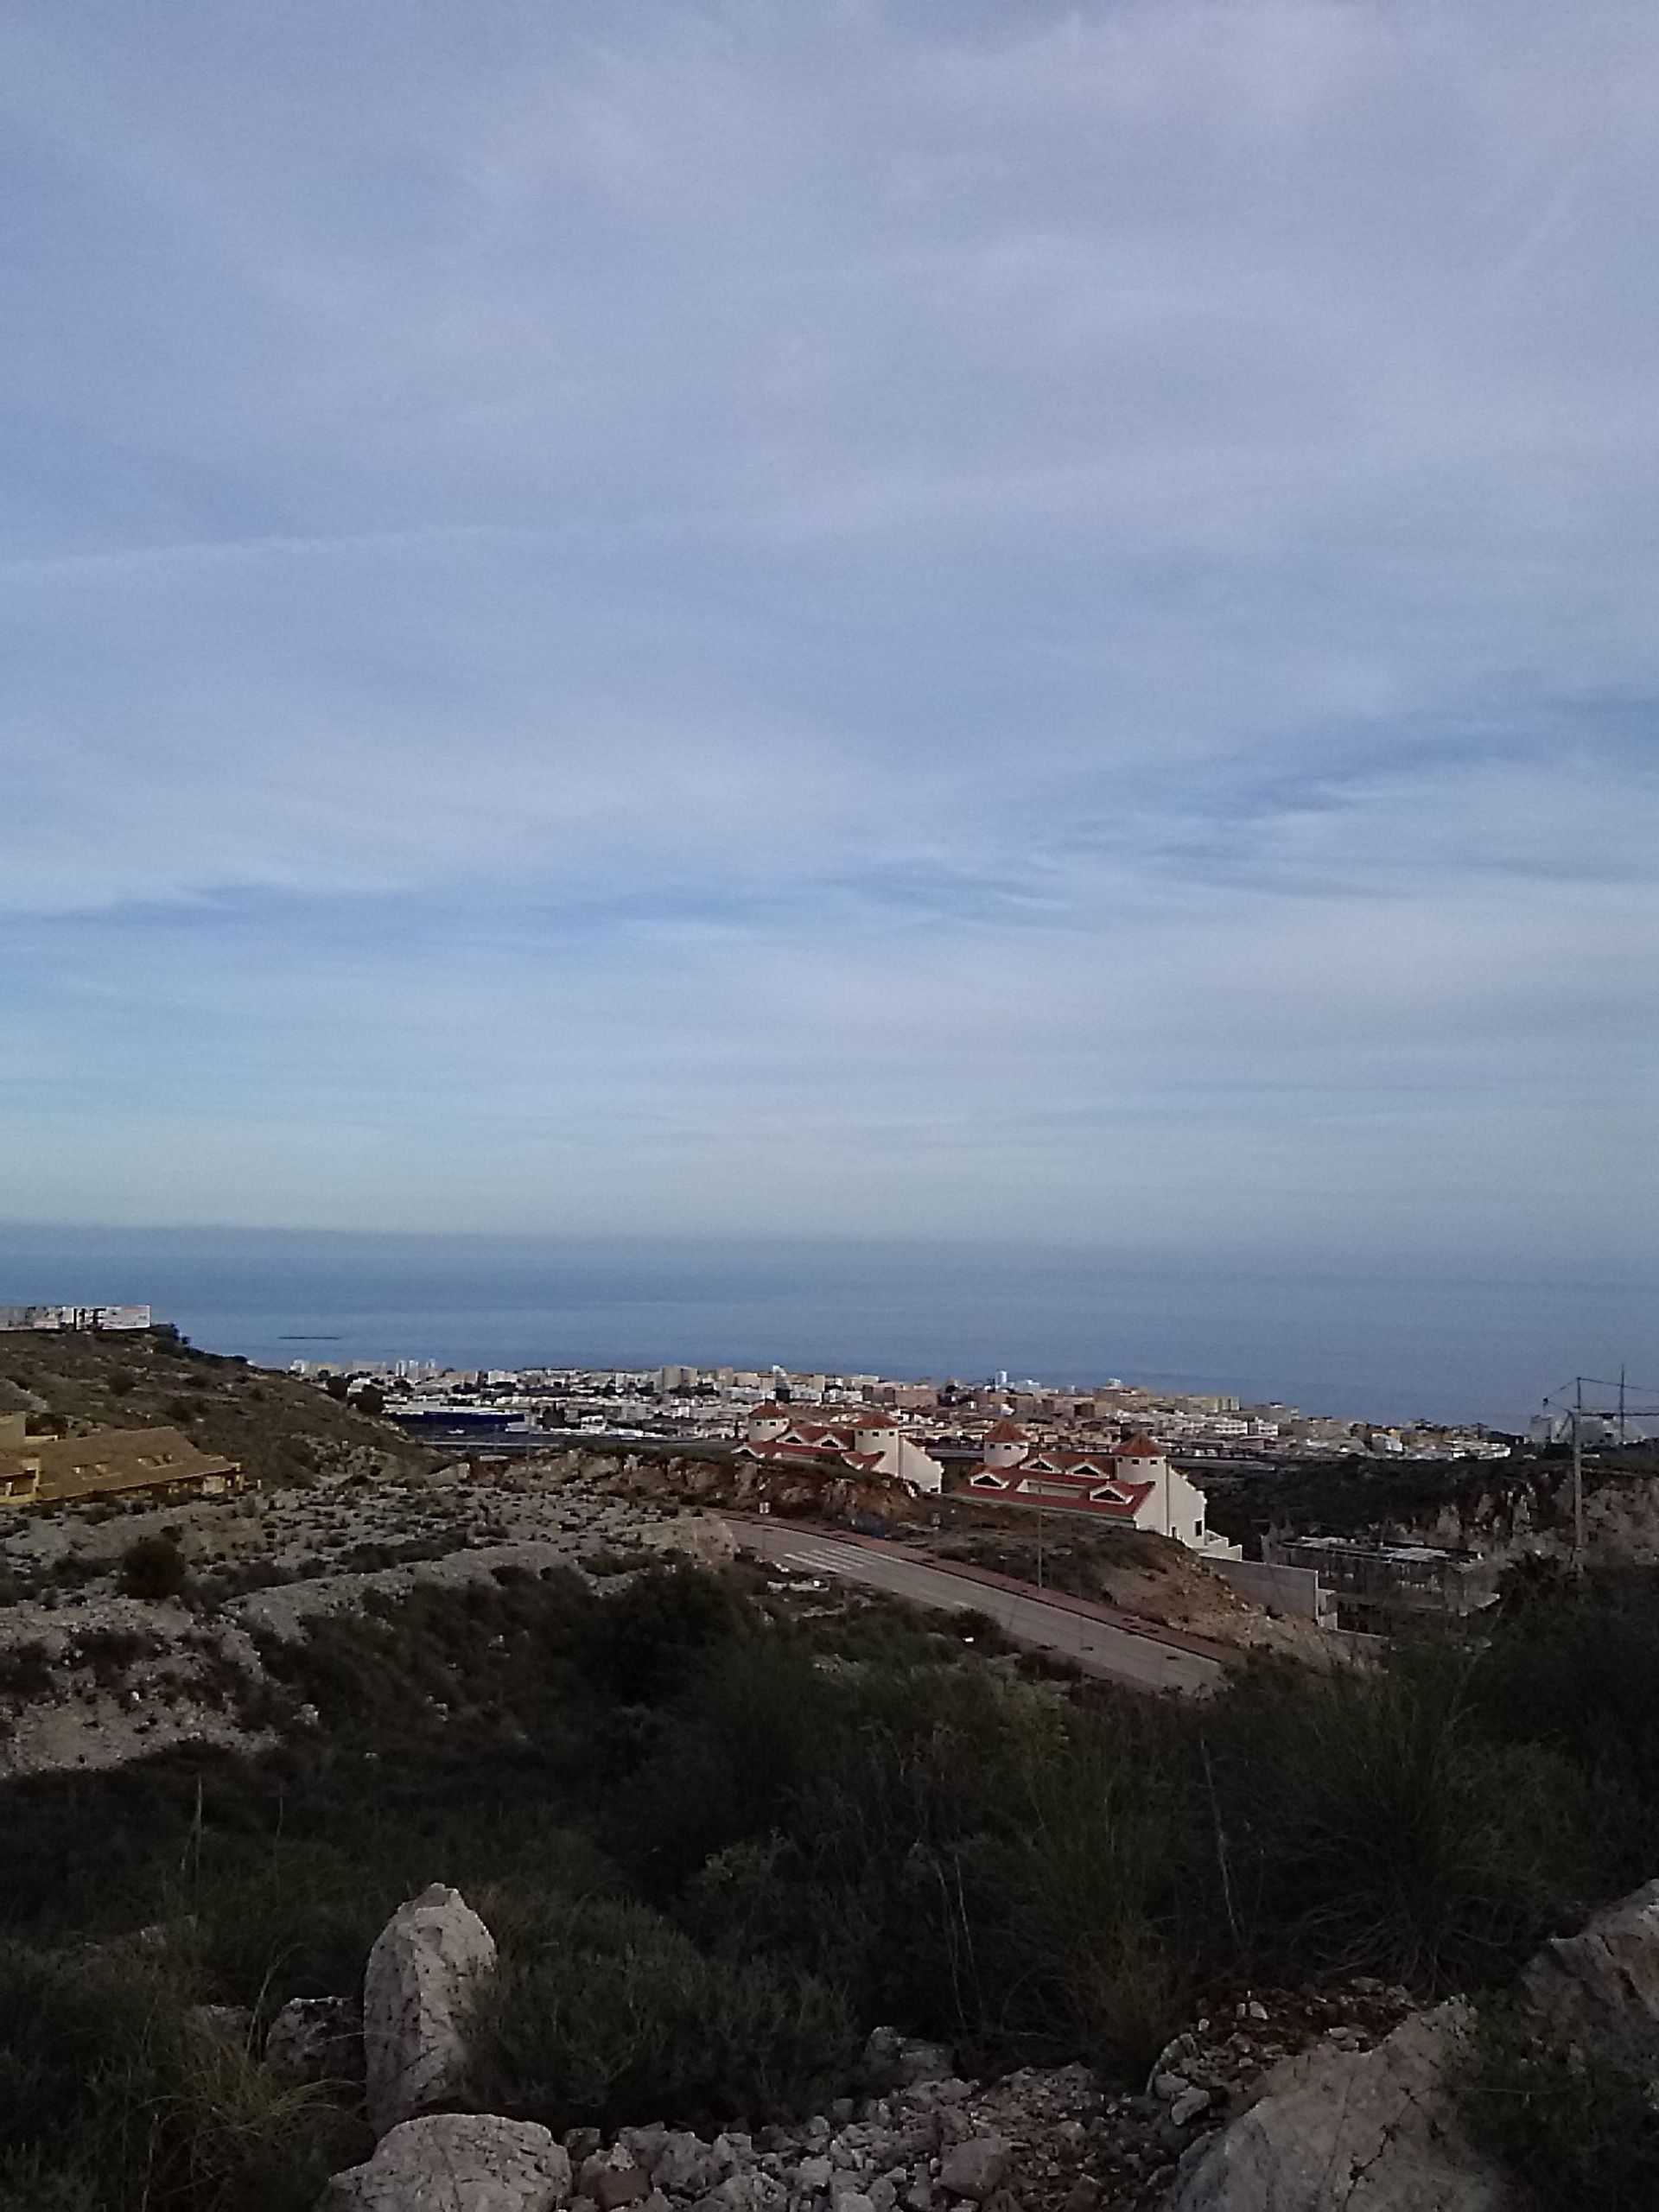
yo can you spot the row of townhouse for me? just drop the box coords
[734,1406,1234,1555]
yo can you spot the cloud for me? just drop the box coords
[0,0,1655,1264]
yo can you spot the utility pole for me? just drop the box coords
[1036,1496,1045,1590]
[1573,1376,1585,1569]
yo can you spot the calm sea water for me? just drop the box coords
[0,1225,1650,1427]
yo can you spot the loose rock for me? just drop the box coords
[321,2113,574,2212]
[362,1884,498,2137]
[937,2139,1011,2201]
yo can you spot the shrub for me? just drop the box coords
[173,1844,398,2016]
[1453,1999,1659,2212]
[0,1642,54,1697]
[71,1627,160,1689]
[950,1716,1193,2073]
[120,1535,190,1603]
[474,1891,849,2130]
[1196,1645,1586,1990]
[0,1942,362,2212]
[1474,1569,1659,1861]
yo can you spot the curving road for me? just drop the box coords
[727,1518,1227,1697]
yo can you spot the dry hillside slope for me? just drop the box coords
[0,1325,436,1489]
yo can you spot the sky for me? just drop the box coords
[2,0,1656,1272]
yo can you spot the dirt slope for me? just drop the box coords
[0,1325,435,1489]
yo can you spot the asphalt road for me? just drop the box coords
[728,1519,1226,1697]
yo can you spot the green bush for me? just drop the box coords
[120,1535,189,1603]
[1453,1999,1659,2212]
[950,1716,1192,2073]
[0,1553,1646,2164]
[474,1891,850,2131]
[1195,1646,1586,1990]
[0,1942,362,2212]
[1474,1569,1659,1870]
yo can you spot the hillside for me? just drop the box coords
[0,1324,436,1489]
[925,1499,1325,1657]
[1204,1444,1659,1568]
[0,1353,1656,2206]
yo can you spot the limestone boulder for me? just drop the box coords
[321,2113,573,2212]
[1519,1875,1659,2056]
[652,2134,721,2197]
[1163,2004,1511,2212]
[363,1884,497,2136]
[936,2138,1010,2201]
[578,2149,650,2209]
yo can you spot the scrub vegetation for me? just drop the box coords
[0,1555,1654,2209]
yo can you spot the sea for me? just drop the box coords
[1,1224,1651,1430]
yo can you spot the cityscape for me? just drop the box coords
[310,1353,1517,1463]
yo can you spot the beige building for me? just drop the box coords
[0,1426,243,1510]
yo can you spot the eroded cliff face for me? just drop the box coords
[1387,1462,1659,1568]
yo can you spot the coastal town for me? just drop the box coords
[350,1353,1516,1466]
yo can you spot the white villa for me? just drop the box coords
[738,1402,944,1493]
[961,1422,1238,1556]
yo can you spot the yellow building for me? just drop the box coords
[0,1427,242,1510]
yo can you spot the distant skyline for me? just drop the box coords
[3,3,1656,1281]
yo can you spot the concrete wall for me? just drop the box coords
[1210,1554,1333,1624]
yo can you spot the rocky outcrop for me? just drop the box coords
[1162,2004,1509,2211]
[1160,1871,1659,2210]
[321,2113,572,2211]
[363,1885,497,2137]
[310,1876,1659,2212]
[1518,1874,1659,2053]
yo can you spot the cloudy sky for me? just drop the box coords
[3,0,1656,1267]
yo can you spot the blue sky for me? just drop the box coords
[2,0,1656,1264]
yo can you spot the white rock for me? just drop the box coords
[321,2113,573,2211]
[1521,1875,1659,2050]
[1163,2005,1510,2211]
[655,2134,720,2197]
[935,2140,1010,2202]
[693,2176,786,2212]
[797,2159,833,2192]
[363,1884,498,2137]
[579,2151,650,2209]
